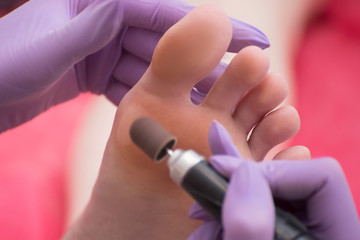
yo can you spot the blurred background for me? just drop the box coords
[1,0,359,239]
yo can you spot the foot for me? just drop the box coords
[64,5,309,240]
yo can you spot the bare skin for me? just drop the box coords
[63,5,309,240]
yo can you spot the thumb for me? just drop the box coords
[208,121,242,157]
[223,160,274,240]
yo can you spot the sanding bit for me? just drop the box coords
[130,117,176,162]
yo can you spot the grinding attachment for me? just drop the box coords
[130,117,177,162]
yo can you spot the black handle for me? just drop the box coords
[181,160,318,240]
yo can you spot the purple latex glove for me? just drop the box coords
[188,121,360,240]
[0,0,269,133]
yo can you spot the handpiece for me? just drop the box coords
[130,117,318,240]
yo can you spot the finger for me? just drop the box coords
[123,0,194,32]
[113,51,149,87]
[188,202,214,221]
[223,161,274,240]
[106,52,148,104]
[192,61,228,96]
[123,1,270,52]
[187,221,222,240]
[57,0,123,61]
[228,17,270,52]
[104,81,130,105]
[209,155,242,179]
[123,27,162,62]
[259,158,343,200]
[208,121,242,157]
[259,158,359,239]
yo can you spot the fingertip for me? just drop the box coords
[191,61,227,99]
[209,120,228,140]
[224,162,274,240]
[187,221,222,240]
[105,81,131,106]
[209,155,242,178]
[188,203,214,221]
[229,17,270,52]
[208,121,241,157]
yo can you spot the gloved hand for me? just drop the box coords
[188,121,360,240]
[0,0,269,133]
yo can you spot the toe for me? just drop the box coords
[139,5,233,99]
[273,146,311,160]
[248,106,300,161]
[233,72,288,134]
[202,46,269,112]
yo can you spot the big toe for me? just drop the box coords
[141,5,233,97]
